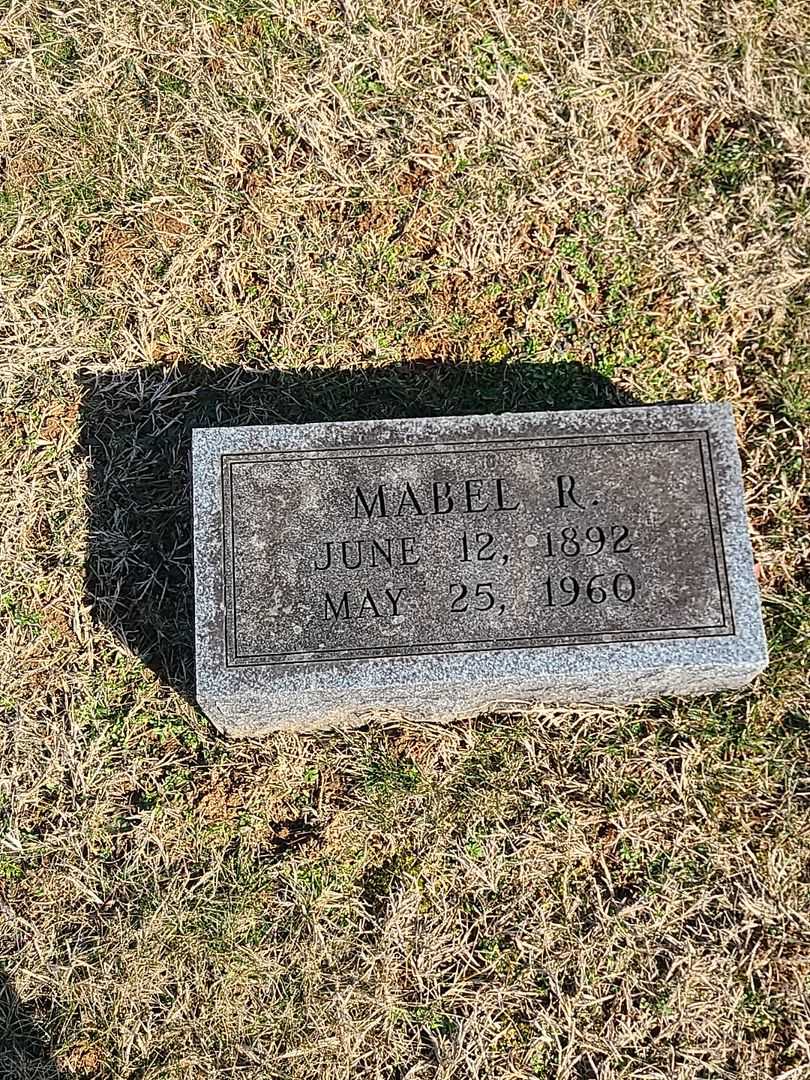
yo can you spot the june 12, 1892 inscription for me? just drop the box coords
[193,405,767,734]
[220,429,731,667]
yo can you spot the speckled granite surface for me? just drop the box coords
[192,404,767,735]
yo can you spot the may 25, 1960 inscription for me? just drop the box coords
[193,405,767,735]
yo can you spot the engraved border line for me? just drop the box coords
[699,434,735,637]
[221,430,733,667]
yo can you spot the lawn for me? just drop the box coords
[1,0,809,1076]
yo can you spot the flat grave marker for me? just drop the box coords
[192,403,767,734]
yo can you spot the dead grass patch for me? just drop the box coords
[0,0,808,1076]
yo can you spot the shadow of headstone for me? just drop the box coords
[77,359,642,702]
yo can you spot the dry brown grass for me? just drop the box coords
[1,0,809,1076]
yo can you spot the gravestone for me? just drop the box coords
[192,403,767,734]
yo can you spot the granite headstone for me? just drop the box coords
[192,403,767,734]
